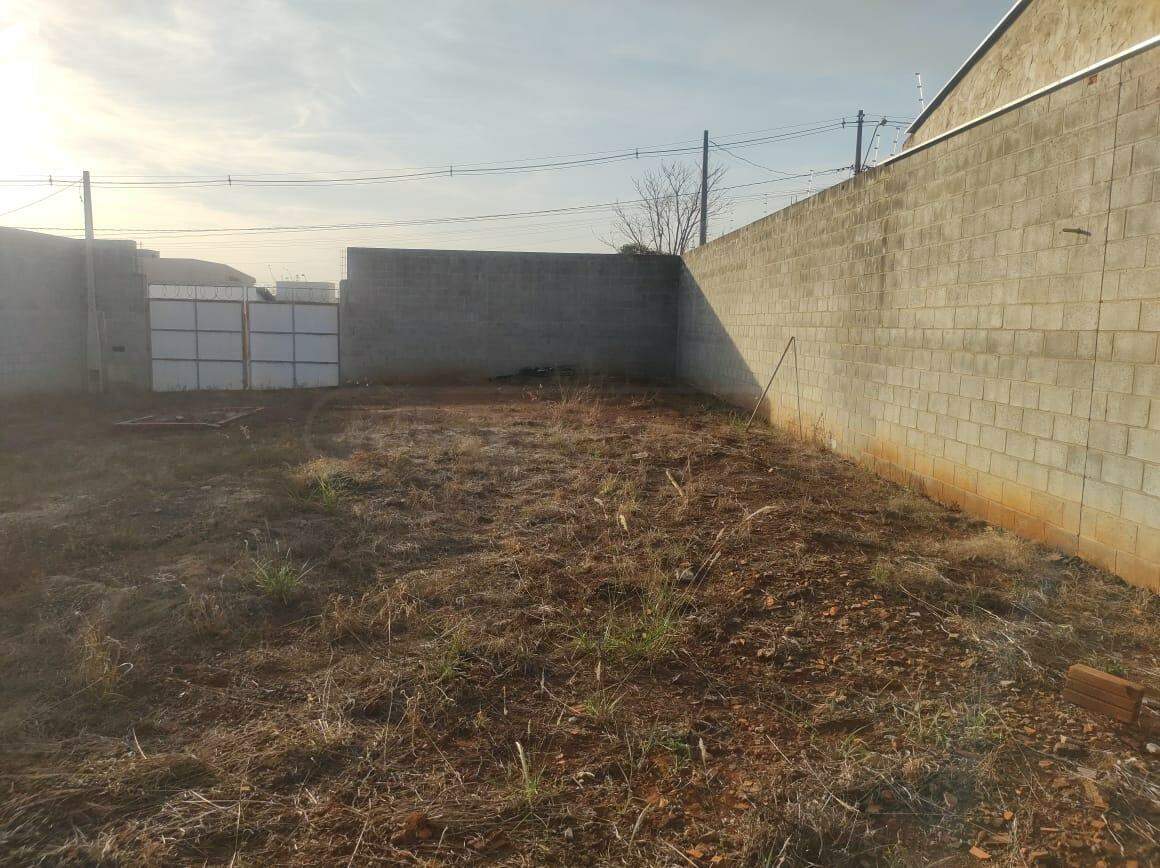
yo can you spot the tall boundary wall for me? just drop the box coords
[679,46,1160,590]
[341,248,680,381]
[0,230,87,393]
[0,228,149,395]
[908,0,1160,148]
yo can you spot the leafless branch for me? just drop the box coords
[607,161,727,255]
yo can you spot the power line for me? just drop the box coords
[94,126,847,188]
[15,170,849,240]
[126,184,831,266]
[0,120,852,189]
[709,139,791,176]
[7,126,796,180]
[0,182,79,218]
[0,117,851,182]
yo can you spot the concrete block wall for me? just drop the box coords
[908,0,1160,148]
[0,229,87,393]
[0,228,149,395]
[341,248,680,381]
[94,240,150,391]
[679,46,1160,590]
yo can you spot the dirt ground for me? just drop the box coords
[0,381,1157,866]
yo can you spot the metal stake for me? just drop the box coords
[745,336,796,431]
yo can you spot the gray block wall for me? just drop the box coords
[679,46,1160,591]
[94,240,150,391]
[0,229,87,393]
[0,228,149,395]
[341,248,680,381]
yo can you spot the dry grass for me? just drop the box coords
[185,591,227,637]
[321,582,421,644]
[74,622,130,699]
[0,383,1156,865]
[937,530,1034,571]
[289,458,353,512]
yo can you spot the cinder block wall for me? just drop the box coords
[0,229,87,393]
[0,228,149,395]
[94,240,150,391]
[908,0,1160,147]
[679,47,1160,590]
[341,248,680,381]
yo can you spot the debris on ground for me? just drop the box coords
[115,406,263,428]
[1,383,1157,864]
[1063,664,1145,724]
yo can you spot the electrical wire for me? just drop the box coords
[0,182,79,218]
[0,121,833,182]
[13,169,849,239]
[96,125,846,188]
[709,139,792,176]
[0,119,852,188]
[136,186,821,252]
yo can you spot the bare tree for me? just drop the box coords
[608,161,727,255]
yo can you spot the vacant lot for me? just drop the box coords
[1,382,1157,865]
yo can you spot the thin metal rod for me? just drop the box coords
[792,336,803,439]
[744,336,795,431]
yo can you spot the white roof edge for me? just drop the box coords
[907,0,1031,137]
[880,34,1160,168]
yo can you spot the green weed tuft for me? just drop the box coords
[247,540,311,606]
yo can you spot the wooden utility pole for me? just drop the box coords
[82,170,103,392]
[854,110,865,174]
[699,130,709,246]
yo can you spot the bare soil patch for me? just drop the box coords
[1,382,1157,865]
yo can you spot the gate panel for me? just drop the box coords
[149,293,244,391]
[150,300,195,330]
[295,333,339,363]
[246,301,339,389]
[295,363,339,388]
[197,331,243,361]
[151,330,196,360]
[195,301,242,331]
[250,362,295,389]
[248,303,293,332]
[248,332,294,362]
[293,304,338,333]
[149,289,337,391]
[197,360,245,390]
[152,360,198,391]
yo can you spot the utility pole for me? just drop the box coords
[853,110,865,174]
[82,170,103,393]
[699,129,709,246]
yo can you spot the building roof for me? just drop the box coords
[140,255,255,287]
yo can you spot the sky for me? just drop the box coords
[0,0,1013,283]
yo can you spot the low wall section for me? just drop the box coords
[679,47,1160,590]
[341,248,680,381]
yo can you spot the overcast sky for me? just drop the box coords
[0,0,1012,283]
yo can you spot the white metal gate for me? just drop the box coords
[148,287,339,391]
[149,290,245,391]
[247,302,340,389]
